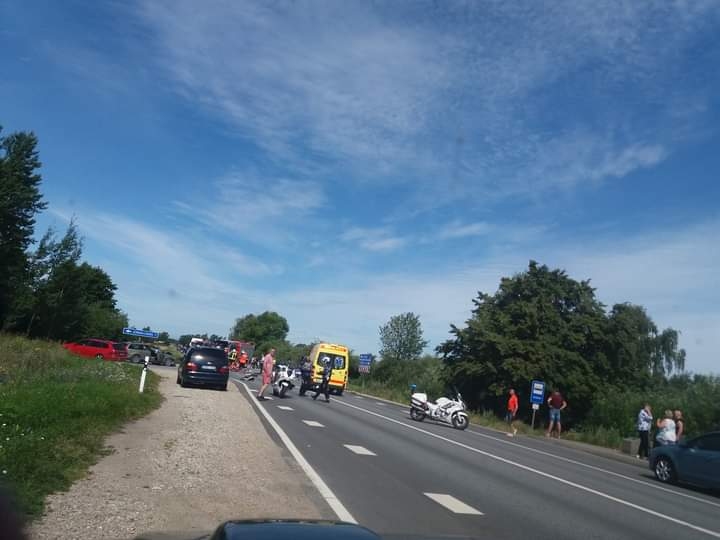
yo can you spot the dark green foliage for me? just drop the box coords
[439,261,688,425]
[0,128,47,328]
[1,125,127,342]
[6,222,127,341]
[230,311,289,354]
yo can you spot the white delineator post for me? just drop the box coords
[139,355,149,393]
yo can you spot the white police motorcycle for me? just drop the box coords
[271,364,296,398]
[410,389,469,430]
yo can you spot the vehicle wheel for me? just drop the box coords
[176,374,181,384]
[180,376,188,388]
[272,388,279,397]
[654,457,676,484]
[452,413,469,430]
[95,354,104,360]
[131,355,141,364]
[336,388,344,396]
[219,384,228,391]
[279,385,287,398]
[165,359,173,366]
[410,408,426,421]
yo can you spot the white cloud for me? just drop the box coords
[131,0,718,209]
[340,226,408,252]
[172,171,325,246]
[436,221,493,240]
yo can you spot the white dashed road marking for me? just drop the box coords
[343,445,377,456]
[302,420,325,427]
[375,402,385,406]
[424,493,484,515]
[277,405,294,411]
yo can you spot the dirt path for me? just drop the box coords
[29,368,330,539]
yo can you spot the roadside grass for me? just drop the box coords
[0,334,163,518]
[349,378,624,450]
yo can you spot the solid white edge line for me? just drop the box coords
[424,493,484,515]
[334,399,720,539]
[466,428,720,509]
[241,382,357,524]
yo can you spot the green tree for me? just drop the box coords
[8,222,126,341]
[0,128,47,327]
[158,331,170,342]
[438,261,606,418]
[230,311,289,352]
[178,334,193,346]
[379,312,428,363]
[602,303,686,387]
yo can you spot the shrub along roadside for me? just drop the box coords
[0,334,163,518]
[349,368,720,450]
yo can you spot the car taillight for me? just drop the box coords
[218,366,229,374]
[186,362,198,370]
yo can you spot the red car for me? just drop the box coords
[63,339,128,361]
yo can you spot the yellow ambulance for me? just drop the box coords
[308,343,349,395]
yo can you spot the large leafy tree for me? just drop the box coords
[379,312,428,363]
[438,261,606,418]
[603,303,685,385]
[9,221,126,341]
[230,311,289,354]
[0,128,47,327]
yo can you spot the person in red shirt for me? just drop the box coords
[506,388,519,436]
[546,389,568,438]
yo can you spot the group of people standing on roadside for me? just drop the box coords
[636,404,685,459]
[504,387,568,438]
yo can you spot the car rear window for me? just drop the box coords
[191,348,228,362]
[113,343,126,351]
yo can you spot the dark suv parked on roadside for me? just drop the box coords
[176,347,229,390]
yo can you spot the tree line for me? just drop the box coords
[0,126,127,341]
[364,262,720,436]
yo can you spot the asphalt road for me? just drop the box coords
[231,373,720,540]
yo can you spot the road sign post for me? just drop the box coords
[530,380,546,430]
[358,354,372,391]
[358,354,372,374]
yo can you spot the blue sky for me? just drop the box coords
[2,1,719,373]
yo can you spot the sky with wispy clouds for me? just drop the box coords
[2,1,719,373]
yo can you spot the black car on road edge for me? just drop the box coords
[177,346,229,391]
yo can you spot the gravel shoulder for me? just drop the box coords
[29,367,331,539]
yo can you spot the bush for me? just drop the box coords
[584,375,720,439]
[0,334,162,517]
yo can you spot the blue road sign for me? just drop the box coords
[530,380,546,405]
[122,327,159,339]
[359,353,372,374]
